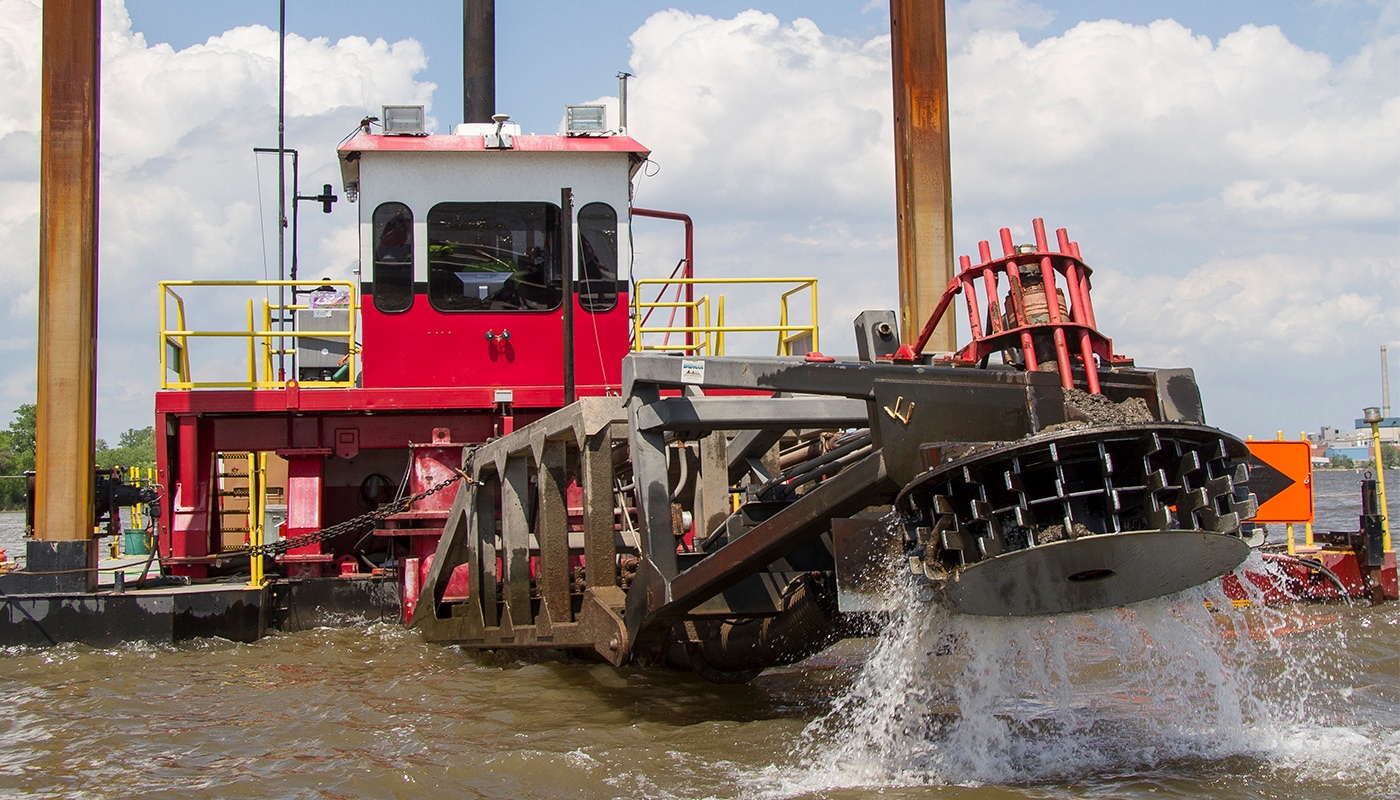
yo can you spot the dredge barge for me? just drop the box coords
[4,1,1392,668]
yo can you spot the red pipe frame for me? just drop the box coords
[632,208,694,350]
[912,218,1117,394]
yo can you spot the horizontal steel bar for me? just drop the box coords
[633,396,868,433]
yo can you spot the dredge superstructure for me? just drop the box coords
[19,1,1390,666]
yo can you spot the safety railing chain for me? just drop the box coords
[244,470,470,558]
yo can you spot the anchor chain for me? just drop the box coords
[245,471,469,558]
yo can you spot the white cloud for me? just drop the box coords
[0,0,435,435]
[1097,253,1400,363]
[622,6,1397,434]
[1221,179,1396,221]
[0,0,1395,441]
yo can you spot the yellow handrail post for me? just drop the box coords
[778,296,789,356]
[715,295,725,357]
[1277,431,1297,555]
[261,298,273,386]
[247,451,265,587]
[175,292,190,383]
[158,286,168,387]
[1370,415,1391,553]
[245,300,256,386]
[1302,430,1315,548]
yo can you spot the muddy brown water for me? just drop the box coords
[0,470,1395,799]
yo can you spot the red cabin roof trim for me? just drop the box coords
[338,132,650,156]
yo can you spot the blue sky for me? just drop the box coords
[0,0,1395,442]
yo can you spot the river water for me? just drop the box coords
[0,470,1395,799]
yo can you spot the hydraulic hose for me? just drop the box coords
[1263,552,1351,600]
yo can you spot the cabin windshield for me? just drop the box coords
[427,202,562,311]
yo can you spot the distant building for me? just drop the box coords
[1324,446,1372,463]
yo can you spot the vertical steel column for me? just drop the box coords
[473,476,500,626]
[627,386,680,581]
[889,0,955,353]
[693,433,729,543]
[582,428,618,588]
[35,0,100,544]
[463,0,496,124]
[500,455,533,626]
[536,441,572,623]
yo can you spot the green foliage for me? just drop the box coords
[1382,442,1399,470]
[0,407,156,510]
[96,426,157,473]
[1330,453,1356,469]
[0,404,36,510]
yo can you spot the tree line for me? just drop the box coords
[0,404,157,511]
[1329,443,1398,470]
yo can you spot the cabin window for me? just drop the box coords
[577,202,618,313]
[426,202,562,312]
[372,202,414,313]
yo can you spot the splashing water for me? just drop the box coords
[753,551,1399,797]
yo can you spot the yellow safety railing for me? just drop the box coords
[115,466,156,559]
[633,277,819,356]
[159,280,359,390]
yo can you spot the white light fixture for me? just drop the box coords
[381,105,426,135]
[565,104,608,136]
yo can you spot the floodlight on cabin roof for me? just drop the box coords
[565,104,608,136]
[381,105,426,135]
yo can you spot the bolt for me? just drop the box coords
[608,637,620,651]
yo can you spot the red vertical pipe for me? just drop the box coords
[1055,228,1087,324]
[1069,240,1099,330]
[960,255,983,344]
[1027,220,1070,387]
[1002,262,1037,370]
[1078,330,1101,394]
[632,208,694,348]
[999,226,1039,363]
[1032,218,1050,252]
[1055,229,1100,393]
[999,226,1039,369]
[978,240,1003,335]
[1040,254,1074,390]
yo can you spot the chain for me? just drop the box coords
[245,470,469,558]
